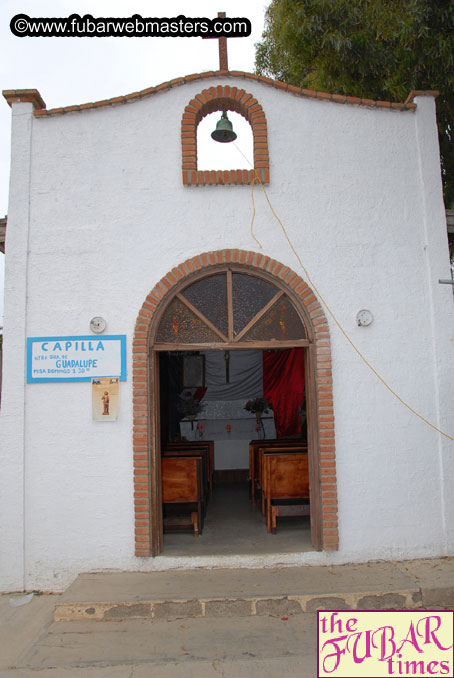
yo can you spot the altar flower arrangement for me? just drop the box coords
[245,397,270,439]
[177,393,205,419]
[244,397,270,417]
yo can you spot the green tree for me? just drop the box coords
[256,0,454,207]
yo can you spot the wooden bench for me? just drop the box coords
[162,456,204,536]
[249,439,307,506]
[259,446,308,515]
[162,447,210,516]
[165,441,214,496]
[263,453,310,533]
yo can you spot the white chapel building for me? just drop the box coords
[1,63,453,592]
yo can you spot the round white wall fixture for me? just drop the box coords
[356,309,373,327]
[90,316,106,333]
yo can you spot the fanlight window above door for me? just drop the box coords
[155,270,307,345]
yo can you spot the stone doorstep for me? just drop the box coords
[54,589,422,622]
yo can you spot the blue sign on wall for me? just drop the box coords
[27,335,127,383]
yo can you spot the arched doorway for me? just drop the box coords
[132,251,338,557]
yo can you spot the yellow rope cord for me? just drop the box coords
[249,175,262,249]
[232,141,454,442]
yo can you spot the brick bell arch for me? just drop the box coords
[181,85,269,186]
[132,249,338,556]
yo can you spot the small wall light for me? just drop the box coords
[356,310,373,327]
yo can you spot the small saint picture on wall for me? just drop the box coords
[92,377,119,421]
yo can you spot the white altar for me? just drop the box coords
[179,399,276,470]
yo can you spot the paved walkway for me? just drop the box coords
[55,556,454,621]
[1,557,453,676]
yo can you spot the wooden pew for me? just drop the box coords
[162,456,203,536]
[259,445,308,515]
[162,447,209,517]
[263,453,310,533]
[248,439,307,508]
[249,439,307,506]
[165,441,214,496]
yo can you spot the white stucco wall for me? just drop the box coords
[1,78,453,592]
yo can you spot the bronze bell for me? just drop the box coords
[211,111,237,143]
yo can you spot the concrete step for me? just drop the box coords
[54,557,454,622]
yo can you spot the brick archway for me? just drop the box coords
[132,249,338,556]
[181,85,269,186]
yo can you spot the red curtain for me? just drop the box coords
[263,348,305,438]
[194,386,207,402]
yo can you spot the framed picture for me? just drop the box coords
[92,376,120,421]
[183,355,205,388]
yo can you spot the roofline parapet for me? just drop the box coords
[3,73,423,118]
[3,89,46,110]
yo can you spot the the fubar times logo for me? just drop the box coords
[317,611,454,677]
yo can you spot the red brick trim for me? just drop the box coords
[3,89,46,110]
[132,250,339,556]
[181,85,269,186]
[9,73,420,118]
[404,90,439,104]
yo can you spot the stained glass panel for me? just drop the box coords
[242,294,306,342]
[181,274,228,337]
[232,273,278,335]
[156,297,222,344]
